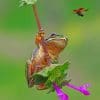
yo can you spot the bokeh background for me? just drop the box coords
[0,0,99,100]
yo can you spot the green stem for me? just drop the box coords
[32,4,43,32]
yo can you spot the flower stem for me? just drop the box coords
[32,4,43,32]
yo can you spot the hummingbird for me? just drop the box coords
[73,8,88,17]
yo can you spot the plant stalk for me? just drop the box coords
[32,4,43,32]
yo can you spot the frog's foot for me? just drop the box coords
[36,83,47,90]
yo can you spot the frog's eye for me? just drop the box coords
[50,33,62,38]
[50,33,57,37]
[46,33,58,40]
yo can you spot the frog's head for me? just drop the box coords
[46,33,68,61]
[46,33,68,48]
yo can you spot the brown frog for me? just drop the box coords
[26,31,68,89]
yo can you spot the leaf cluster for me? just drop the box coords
[33,61,70,92]
[20,0,37,6]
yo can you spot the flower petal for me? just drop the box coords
[79,84,90,95]
[53,83,69,100]
[66,83,90,96]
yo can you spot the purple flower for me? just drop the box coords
[53,83,90,100]
[53,83,69,100]
[66,83,90,96]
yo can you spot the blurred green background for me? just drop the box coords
[0,0,99,100]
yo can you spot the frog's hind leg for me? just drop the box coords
[26,60,35,88]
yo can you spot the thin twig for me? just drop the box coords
[32,4,43,32]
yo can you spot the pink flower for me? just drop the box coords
[53,83,69,100]
[53,83,90,100]
[66,83,90,96]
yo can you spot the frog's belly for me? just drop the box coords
[32,45,50,69]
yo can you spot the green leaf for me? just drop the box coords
[32,64,59,85]
[32,61,70,92]
[20,0,37,6]
[34,64,60,77]
[45,61,70,92]
[47,61,69,82]
[33,74,48,85]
